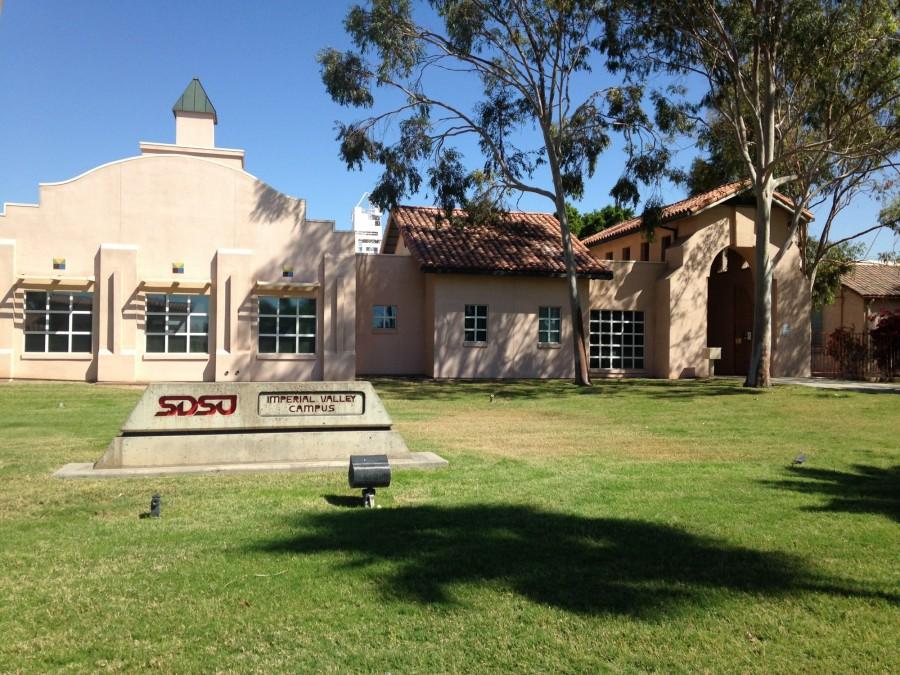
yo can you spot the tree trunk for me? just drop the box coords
[556,199,592,386]
[543,129,590,385]
[546,178,590,385]
[746,36,777,389]
[746,183,774,387]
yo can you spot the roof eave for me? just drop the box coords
[421,266,612,280]
[583,190,813,248]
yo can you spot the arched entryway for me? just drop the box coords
[707,248,754,376]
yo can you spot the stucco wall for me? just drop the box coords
[599,204,810,379]
[0,151,355,382]
[355,254,427,375]
[822,287,868,336]
[588,261,664,375]
[430,274,586,379]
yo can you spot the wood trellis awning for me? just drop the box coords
[16,274,95,289]
[140,278,211,291]
[252,280,320,295]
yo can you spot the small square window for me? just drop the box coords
[538,306,561,344]
[373,305,397,330]
[464,305,488,343]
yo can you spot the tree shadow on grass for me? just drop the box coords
[765,465,900,522]
[370,377,757,403]
[583,379,759,401]
[251,504,894,618]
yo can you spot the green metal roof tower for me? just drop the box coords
[172,78,217,124]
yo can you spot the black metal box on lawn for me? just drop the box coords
[348,454,392,488]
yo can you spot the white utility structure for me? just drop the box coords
[352,193,383,255]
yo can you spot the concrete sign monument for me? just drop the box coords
[56,381,447,478]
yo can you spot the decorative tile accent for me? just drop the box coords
[53,257,66,271]
[172,262,185,274]
[282,265,294,278]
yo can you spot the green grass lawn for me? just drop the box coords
[0,379,897,672]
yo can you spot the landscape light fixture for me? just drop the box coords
[348,454,391,508]
[149,494,161,517]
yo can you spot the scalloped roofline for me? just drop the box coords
[0,153,305,215]
[38,153,262,187]
[0,202,39,217]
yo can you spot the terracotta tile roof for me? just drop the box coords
[581,180,812,247]
[386,206,612,278]
[842,262,900,298]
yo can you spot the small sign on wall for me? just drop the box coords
[259,391,365,417]
[52,257,66,271]
[172,262,185,274]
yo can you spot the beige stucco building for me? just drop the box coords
[1,81,811,383]
[816,262,900,337]
[1,80,356,384]
[579,182,812,378]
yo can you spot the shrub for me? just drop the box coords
[868,310,900,378]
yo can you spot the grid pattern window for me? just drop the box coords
[23,291,93,353]
[589,310,645,370]
[146,294,209,354]
[464,305,488,343]
[622,247,631,261]
[258,296,316,354]
[538,306,561,344]
[372,305,397,330]
[640,242,650,261]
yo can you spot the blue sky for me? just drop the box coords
[0,1,895,257]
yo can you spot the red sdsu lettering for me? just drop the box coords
[156,395,238,417]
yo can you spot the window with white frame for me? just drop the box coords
[146,294,209,354]
[258,296,316,354]
[464,304,487,343]
[23,291,93,353]
[538,306,561,344]
[589,309,645,369]
[372,305,397,330]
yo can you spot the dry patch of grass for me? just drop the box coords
[398,405,698,460]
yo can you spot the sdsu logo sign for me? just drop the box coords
[156,395,238,417]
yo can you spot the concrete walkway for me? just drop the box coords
[55,452,449,479]
[773,377,900,393]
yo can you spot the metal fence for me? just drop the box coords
[811,331,899,380]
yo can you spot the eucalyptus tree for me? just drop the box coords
[691,114,899,302]
[318,0,670,385]
[609,0,900,386]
